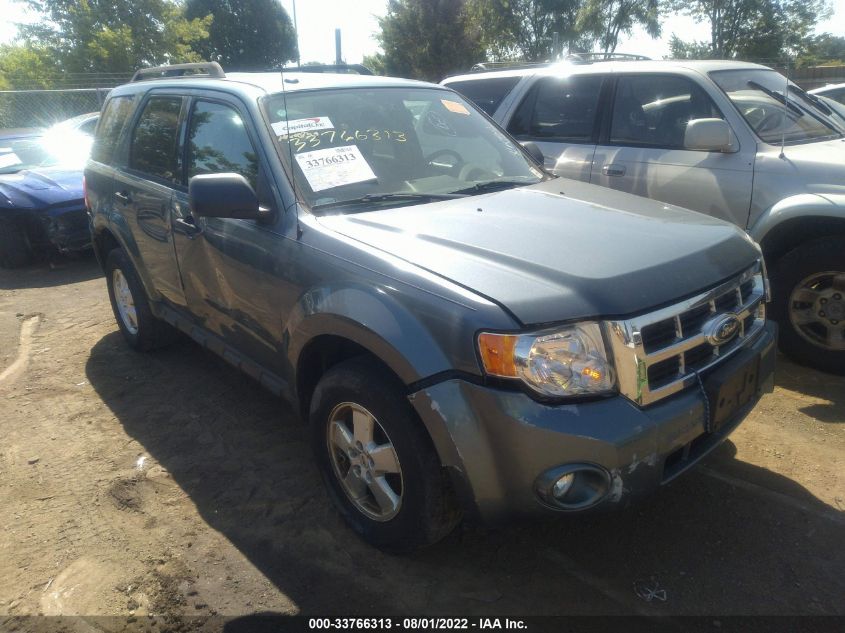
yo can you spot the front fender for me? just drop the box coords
[286,283,458,386]
[749,193,845,244]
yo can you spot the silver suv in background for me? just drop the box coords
[444,60,845,374]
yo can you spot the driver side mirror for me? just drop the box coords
[520,141,546,165]
[189,173,265,220]
[684,118,737,153]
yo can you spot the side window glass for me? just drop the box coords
[508,75,603,141]
[91,96,134,164]
[129,96,183,181]
[610,75,724,148]
[186,100,258,189]
[447,77,521,115]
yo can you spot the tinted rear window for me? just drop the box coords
[91,96,133,164]
[446,77,521,115]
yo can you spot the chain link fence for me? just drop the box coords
[0,73,132,130]
[0,88,114,129]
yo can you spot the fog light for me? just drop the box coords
[535,464,611,511]
[552,473,575,500]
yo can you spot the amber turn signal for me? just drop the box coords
[477,332,519,377]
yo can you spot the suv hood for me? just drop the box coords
[755,137,845,198]
[0,168,84,210]
[317,179,758,325]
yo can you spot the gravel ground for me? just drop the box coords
[0,256,843,628]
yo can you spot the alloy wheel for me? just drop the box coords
[326,402,404,522]
[112,268,139,335]
[788,271,845,351]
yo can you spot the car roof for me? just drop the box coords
[442,59,772,84]
[809,82,845,93]
[110,71,442,100]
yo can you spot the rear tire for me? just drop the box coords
[105,248,177,351]
[0,219,33,269]
[310,357,461,552]
[769,236,845,375]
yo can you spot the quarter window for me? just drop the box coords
[186,100,258,188]
[610,75,724,149]
[91,96,134,164]
[447,77,521,116]
[129,96,183,181]
[508,75,604,141]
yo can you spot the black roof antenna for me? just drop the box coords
[279,69,303,239]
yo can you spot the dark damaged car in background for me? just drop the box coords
[0,120,95,268]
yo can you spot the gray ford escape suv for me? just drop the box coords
[85,63,777,551]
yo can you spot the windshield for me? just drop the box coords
[710,69,843,144]
[0,132,92,175]
[263,87,544,211]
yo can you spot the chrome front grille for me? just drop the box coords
[605,262,767,406]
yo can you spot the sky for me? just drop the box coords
[1,0,844,64]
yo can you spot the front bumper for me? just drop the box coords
[41,206,91,252]
[409,321,777,523]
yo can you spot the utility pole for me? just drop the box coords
[335,28,343,65]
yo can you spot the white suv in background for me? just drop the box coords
[444,60,845,374]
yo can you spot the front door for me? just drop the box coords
[590,74,754,227]
[114,94,187,308]
[171,96,285,373]
[505,74,606,181]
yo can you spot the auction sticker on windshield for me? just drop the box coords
[272,116,334,137]
[295,145,376,192]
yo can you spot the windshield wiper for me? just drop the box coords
[788,84,834,116]
[450,179,536,196]
[747,81,804,117]
[311,192,465,212]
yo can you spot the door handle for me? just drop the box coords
[602,164,626,177]
[115,190,132,204]
[175,216,202,239]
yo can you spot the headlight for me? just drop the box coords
[477,322,616,398]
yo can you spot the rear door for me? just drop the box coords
[590,73,754,227]
[114,94,188,308]
[86,95,136,233]
[505,74,606,181]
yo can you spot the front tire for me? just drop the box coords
[105,248,177,351]
[0,219,33,269]
[310,358,461,552]
[770,235,845,375]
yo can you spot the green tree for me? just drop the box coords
[576,0,660,54]
[185,0,297,70]
[362,53,387,75]
[20,0,212,74]
[666,0,831,61]
[797,33,845,65]
[0,44,59,89]
[376,0,484,81]
[668,35,713,59]
[466,0,593,61]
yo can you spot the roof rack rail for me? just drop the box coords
[469,53,651,73]
[282,63,374,76]
[131,62,225,83]
[564,52,652,63]
[470,61,552,73]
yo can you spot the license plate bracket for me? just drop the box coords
[703,349,761,432]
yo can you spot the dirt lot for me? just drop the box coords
[1,256,843,624]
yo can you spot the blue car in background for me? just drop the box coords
[0,117,96,268]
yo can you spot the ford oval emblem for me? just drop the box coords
[704,313,741,346]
